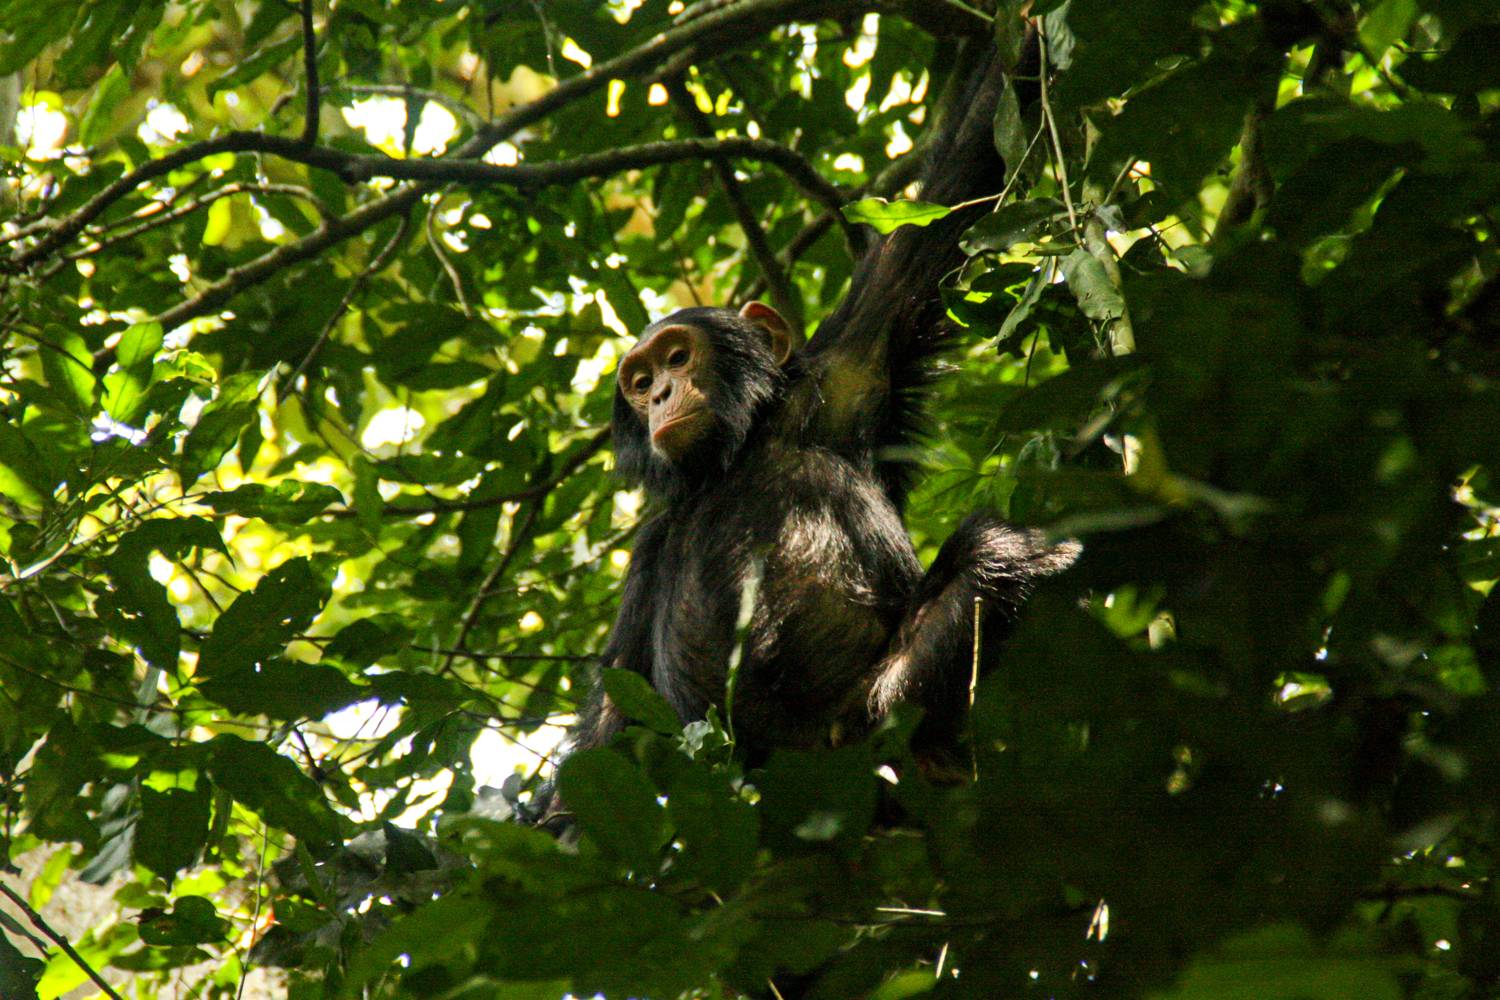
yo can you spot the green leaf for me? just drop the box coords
[996,264,1052,346]
[138,896,230,947]
[0,422,53,509]
[136,784,211,878]
[1055,0,1201,111]
[0,935,43,1000]
[1359,0,1418,61]
[869,970,938,1000]
[179,372,263,484]
[195,557,329,681]
[456,468,506,574]
[841,198,953,233]
[38,327,95,417]
[376,453,483,486]
[341,894,492,999]
[1089,52,1274,199]
[1400,22,1500,94]
[352,455,384,538]
[200,482,346,525]
[207,735,340,848]
[961,200,1063,254]
[205,33,301,100]
[996,357,1138,432]
[102,321,164,423]
[323,615,415,669]
[991,78,1030,180]
[667,767,757,892]
[1060,248,1125,322]
[382,821,439,874]
[756,745,876,854]
[368,304,498,388]
[1263,138,1416,245]
[1147,925,1403,1000]
[20,719,99,842]
[555,749,669,872]
[197,658,365,720]
[77,63,130,147]
[601,668,683,736]
[101,520,206,671]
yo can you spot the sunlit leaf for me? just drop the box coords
[842,198,952,232]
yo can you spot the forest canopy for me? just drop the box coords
[4,1,1500,999]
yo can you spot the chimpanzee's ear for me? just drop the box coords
[739,301,803,366]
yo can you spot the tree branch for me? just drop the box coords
[457,0,861,156]
[7,0,883,334]
[1212,102,1273,242]
[0,881,128,1000]
[667,78,803,330]
[5,133,352,271]
[340,136,848,214]
[66,182,331,261]
[872,0,992,35]
[7,131,845,275]
[740,141,921,300]
[149,181,425,333]
[343,84,485,127]
[423,647,594,663]
[4,0,919,343]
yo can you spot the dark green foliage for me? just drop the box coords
[4,1,1500,999]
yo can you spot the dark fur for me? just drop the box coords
[573,40,1077,768]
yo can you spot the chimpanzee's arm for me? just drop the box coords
[868,512,1081,775]
[802,39,1012,500]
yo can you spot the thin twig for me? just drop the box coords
[299,0,321,144]
[425,185,472,315]
[667,77,802,332]
[443,501,542,675]
[0,654,182,713]
[279,212,412,403]
[8,327,94,375]
[460,0,836,155]
[319,429,609,518]
[6,0,867,343]
[87,171,212,236]
[66,182,331,261]
[0,881,129,1000]
[1037,27,1078,236]
[236,823,271,1000]
[6,133,352,271]
[152,183,426,334]
[336,135,847,216]
[1103,156,1138,209]
[970,595,981,781]
[173,557,226,614]
[742,139,931,300]
[423,646,593,662]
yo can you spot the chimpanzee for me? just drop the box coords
[570,41,1078,775]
